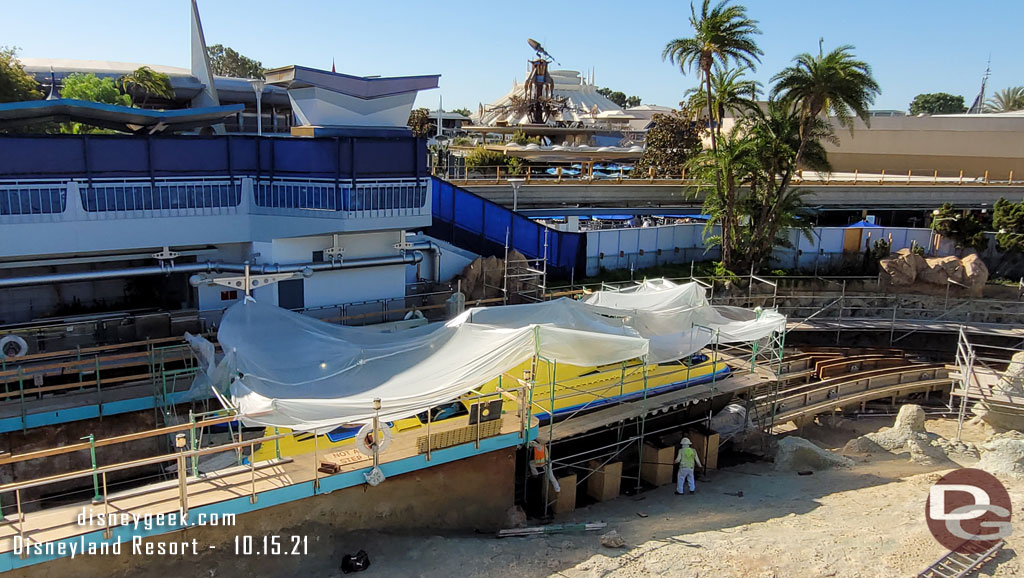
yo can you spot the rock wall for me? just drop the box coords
[879,250,989,297]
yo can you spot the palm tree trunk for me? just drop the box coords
[705,69,730,268]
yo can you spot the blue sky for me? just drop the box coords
[1,0,1020,112]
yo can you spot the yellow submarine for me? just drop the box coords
[249,353,729,462]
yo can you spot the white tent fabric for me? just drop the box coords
[206,300,648,432]
[195,279,785,432]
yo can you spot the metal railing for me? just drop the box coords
[0,175,431,224]
[81,177,242,217]
[252,177,429,219]
[0,181,66,217]
[0,386,528,546]
[436,165,1024,187]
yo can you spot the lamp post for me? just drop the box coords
[508,178,524,213]
[248,78,266,136]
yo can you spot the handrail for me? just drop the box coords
[441,166,1024,187]
[0,413,239,466]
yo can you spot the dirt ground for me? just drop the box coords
[311,415,1020,578]
[138,414,1021,578]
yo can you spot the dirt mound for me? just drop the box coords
[977,431,1024,479]
[843,405,969,465]
[774,436,853,472]
[973,352,1024,431]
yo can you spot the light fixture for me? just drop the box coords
[175,433,187,449]
[320,362,327,369]
[248,78,267,136]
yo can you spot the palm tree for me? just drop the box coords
[117,66,175,108]
[686,131,758,267]
[770,45,880,167]
[682,65,762,134]
[985,86,1024,113]
[740,100,830,270]
[662,0,762,156]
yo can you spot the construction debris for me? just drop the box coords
[774,436,853,472]
[503,505,528,529]
[599,530,626,549]
[497,522,607,538]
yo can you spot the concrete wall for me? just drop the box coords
[10,447,515,578]
[823,114,1024,178]
[195,233,411,316]
[720,112,1024,178]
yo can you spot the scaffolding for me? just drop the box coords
[485,227,550,305]
[521,281,785,517]
[952,327,1024,441]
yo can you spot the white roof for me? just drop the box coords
[476,70,625,126]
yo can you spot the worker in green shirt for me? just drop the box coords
[675,437,702,495]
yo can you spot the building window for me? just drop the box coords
[220,290,238,301]
[312,250,324,262]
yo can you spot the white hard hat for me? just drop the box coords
[680,438,691,446]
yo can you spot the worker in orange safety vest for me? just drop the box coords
[528,440,560,492]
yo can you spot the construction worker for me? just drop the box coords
[528,440,560,492]
[675,437,702,495]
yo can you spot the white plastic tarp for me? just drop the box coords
[211,300,648,431]
[198,279,784,432]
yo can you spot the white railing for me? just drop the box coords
[81,177,242,220]
[251,177,430,220]
[0,181,68,223]
[0,176,431,224]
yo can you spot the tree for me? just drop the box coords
[634,111,705,178]
[662,0,762,268]
[688,99,826,271]
[407,107,431,137]
[0,46,42,103]
[683,65,761,129]
[58,73,132,133]
[510,129,540,145]
[117,66,174,108]
[206,44,265,79]
[770,44,880,172]
[993,198,1024,253]
[597,87,642,108]
[909,92,966,115]
[931,202,988,252]
[662,0,762,157]
[686,130,758,268]
[737,100,827,271]
[985,87,1024,113]
[451,107,472,118]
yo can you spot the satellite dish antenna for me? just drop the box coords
[527,38,559,64]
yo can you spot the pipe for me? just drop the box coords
[407,240,442,282]
[0,252,423,289]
